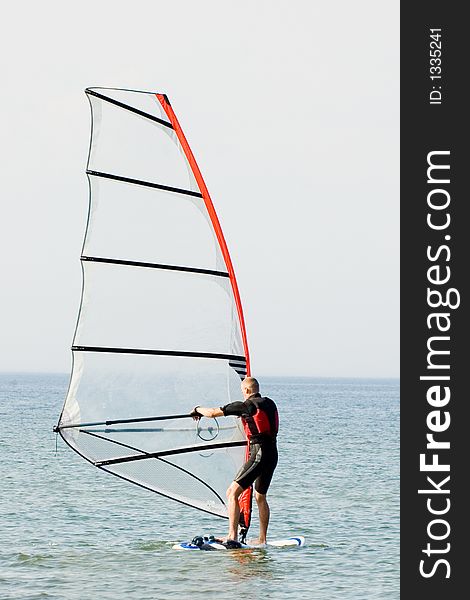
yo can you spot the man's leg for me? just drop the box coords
[226,481,244,541]
[255,490,270,544]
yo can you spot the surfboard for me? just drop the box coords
[173,535,305,550]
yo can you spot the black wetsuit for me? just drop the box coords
[221,393,279,494]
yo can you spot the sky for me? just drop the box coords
[0,0,399,377]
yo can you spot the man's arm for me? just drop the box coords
[191,401,255,420]
[191,406,224,419]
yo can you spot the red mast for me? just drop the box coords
[156,94,252,536]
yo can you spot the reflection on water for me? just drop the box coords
[224,548,278,581]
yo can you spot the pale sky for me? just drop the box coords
[0,0,399,377]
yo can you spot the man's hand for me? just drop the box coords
[191,406,202,421]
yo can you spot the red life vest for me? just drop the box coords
[242,394,279,442]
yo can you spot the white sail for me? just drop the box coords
[56,88,251,520]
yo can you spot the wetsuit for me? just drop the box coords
[221,393,279,494]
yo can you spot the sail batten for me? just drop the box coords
[87,170,203,198]
[94,440,248,467]
[72,346,246,361]
[86,89,174,128]
[57,87,252,531]
[81,256,230,278]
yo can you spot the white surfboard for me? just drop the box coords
[173,535,305,550]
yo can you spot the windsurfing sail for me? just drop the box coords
[55,87,253,534]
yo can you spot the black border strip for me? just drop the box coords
[401,7,465,595]
[86,89,174,129]
[87,170,202,198]
[95,440,248,467]
[72,346,247,362]
[81,256,229,278]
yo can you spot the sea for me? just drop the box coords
[0,373,399,600]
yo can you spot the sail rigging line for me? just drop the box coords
[81,256,230,278]
[76,429,227,505]
[86,89,173,129]
[59,416,230,435]
[56,428,229,516]
[97,466,230,519]
[156,94,251,377]
[77,426,234,433]
[87,170,202,198]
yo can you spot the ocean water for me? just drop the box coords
[0,373,399,600]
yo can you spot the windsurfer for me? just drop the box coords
[191,377,279,546]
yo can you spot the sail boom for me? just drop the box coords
[58,412,196,430]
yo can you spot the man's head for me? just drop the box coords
[241,377,260,399]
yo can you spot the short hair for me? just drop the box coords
[242,377,259,393]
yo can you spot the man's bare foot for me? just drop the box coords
[248,538,267,546]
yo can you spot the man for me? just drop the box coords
[191,377,279,546]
